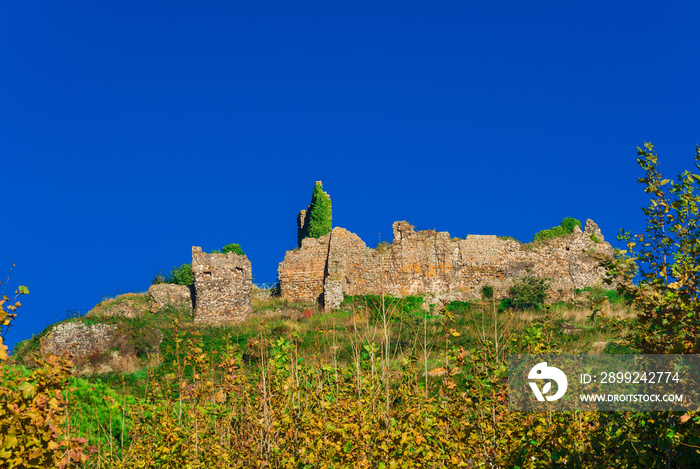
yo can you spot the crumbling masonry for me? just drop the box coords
[192,246,253,323]
[278,220,613,309]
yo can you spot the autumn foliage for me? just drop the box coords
[0,272,94,468]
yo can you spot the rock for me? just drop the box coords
[392,220,416,241]
[559,322,583,335]
[584,219,604,242]
[148,283,192,313]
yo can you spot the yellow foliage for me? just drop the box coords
[0,272,93,468]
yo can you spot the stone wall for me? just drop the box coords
[40,321,161,375]
[148,283,193,313]
[41,322,118,360]
[277,236,330,304]
[279,220,613,309]
[192,246,253,323]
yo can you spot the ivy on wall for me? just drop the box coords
[298,181,332,246]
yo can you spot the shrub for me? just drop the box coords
[584,284,608,304]
[533,217,582,242]
[374,241,391,253]
[151,270,166,285]
[481,285,494,300]
[507,274,550,310]
[211,243,244,256]
[0,273,93,467]
[446,300,474,313]
[498,298,513,312]
[533,225,565,242]
[560,217,582,233]
[165,263,193,286]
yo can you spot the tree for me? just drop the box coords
[617,143,700,354]
[602,144,700,469]
[298,181,332,246]
[0,269,93,467]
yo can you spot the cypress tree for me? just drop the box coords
[299,181,332,244]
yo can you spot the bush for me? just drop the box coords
[481,285,494,300]
[533,217,582,242]
[446,301,474,313]
[0,273,93,467]
[211,243,245,255]
[560,217,581,233]
[507,274,550,310]
[165,263,193,286]
[151,270,166,285]
[498,298,513,312]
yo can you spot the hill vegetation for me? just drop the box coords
[533,216,582,242]
[9,284,640,468]
[3,144,700,467]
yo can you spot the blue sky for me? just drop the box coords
[2,1,699,352]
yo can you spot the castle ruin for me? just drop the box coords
[278,219,613,309]
[192,246,253,323]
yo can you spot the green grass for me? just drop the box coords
[64,374,139,451]
[5,291,643,468]
[11,292,637,416]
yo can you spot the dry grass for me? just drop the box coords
[87,292,151,318]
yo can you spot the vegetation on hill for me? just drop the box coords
[5,145,700,467]
[210,243,245,256]
[533,216,582,242]
[10,288,641,467]
[162,262,193,286]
